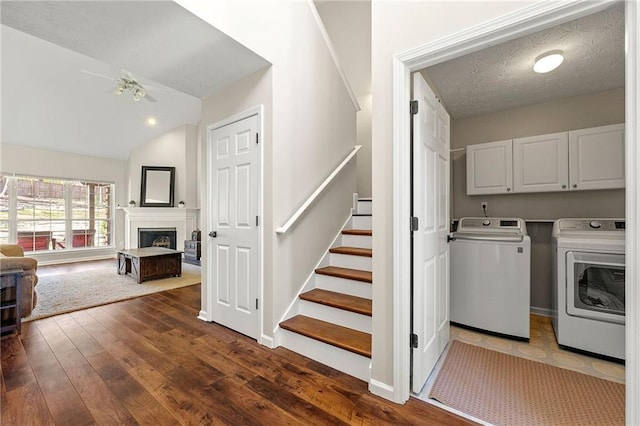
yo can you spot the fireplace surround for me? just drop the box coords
[122,207,198,251]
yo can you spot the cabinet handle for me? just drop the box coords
[562,184,566,189]
[572,184,578,188]
[506,187,511,192]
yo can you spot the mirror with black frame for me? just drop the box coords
[140,166,175,207]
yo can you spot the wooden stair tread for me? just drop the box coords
[342,229,372,236]
[315,266,372,283]
[280,315,371,358]
[300,289,372,316]
[329,246,372,257]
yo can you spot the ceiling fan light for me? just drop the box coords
[534,51,564,73]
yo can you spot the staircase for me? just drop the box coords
[279,198,373,381]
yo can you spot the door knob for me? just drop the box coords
[209,231,217,238]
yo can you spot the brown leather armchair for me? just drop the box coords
[0,244,38,317]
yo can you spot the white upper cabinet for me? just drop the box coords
[569,123,625,191]
[465,123,624,195]
[513,132,569,193]
[466,139,513,195]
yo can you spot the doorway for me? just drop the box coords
[206,107,263,340]
[392,1,639,417]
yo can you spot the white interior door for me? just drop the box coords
[411,72,450,393]
[208,114,260,339]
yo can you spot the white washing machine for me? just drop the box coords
[552,219,625,360]
[451,217,531,339]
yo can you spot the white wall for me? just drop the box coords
[317,1,372,197]
[127,124,198,208]
[176,0,358,339]
[0,143,127,263]
[371,0,535,392]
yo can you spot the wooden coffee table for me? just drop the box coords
[117,247,183,283]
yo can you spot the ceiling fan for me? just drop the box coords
[81,69,157,102]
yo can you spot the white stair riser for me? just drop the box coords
[357,201,372,215]
[298,300,372,333]
[329,253,372,272]
[279,330,371,382]
[341,234,372,249]
[314,274,372,299]
[351,215,372,229]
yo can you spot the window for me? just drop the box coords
[0,175,114,252]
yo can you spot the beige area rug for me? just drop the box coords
[24,263,201,322]
[429,340,625,426]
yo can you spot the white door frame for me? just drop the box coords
[391,2,639,422]
[203,105,265,344]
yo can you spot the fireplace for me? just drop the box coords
[138,228,177,250]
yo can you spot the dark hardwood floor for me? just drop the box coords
[2,272,474,425]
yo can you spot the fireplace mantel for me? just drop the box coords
[121,207,199,251]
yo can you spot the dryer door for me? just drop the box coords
[566,251,625,324]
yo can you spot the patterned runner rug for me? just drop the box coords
[429,340,624,425]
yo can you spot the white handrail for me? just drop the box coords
[276,145,361,235]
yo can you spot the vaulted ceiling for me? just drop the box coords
[1,1,270,160]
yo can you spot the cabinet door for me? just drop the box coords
[466,139,513,195]
[569,123,625,190]
[513,132,568,193]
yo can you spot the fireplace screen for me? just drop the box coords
[138,228,177,250]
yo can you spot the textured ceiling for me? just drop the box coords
[0,1,270,160]
[422,3,625,119]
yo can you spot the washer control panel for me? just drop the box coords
[457,217,526,234]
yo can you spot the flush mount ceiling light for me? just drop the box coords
[533,50,564,73]
[146,117,157,126]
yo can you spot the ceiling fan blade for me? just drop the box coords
[80,69,116,81]
[121,69,136,80]
[143,93,157,103]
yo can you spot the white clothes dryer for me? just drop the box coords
[450,217,531,339]
[551,219,625,360]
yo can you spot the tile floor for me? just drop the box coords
[449,314,625,384]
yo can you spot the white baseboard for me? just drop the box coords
[530,307,552,318]
[369,378,396,401]
[260,334,276,348]
[197,310,209,322]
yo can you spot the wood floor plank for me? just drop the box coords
[3,382,56,426]
[1,367,14,426]
[86,351,180,425]
[246,375,347,425]
[1,333,38,392]
[35,318,139,425]
[44,386,97,426]
[22,335,73,397]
